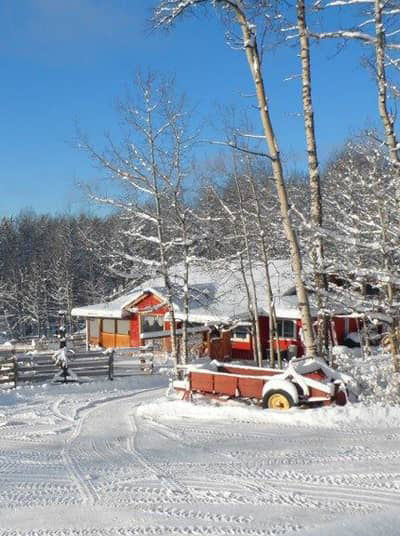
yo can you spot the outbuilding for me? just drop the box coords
[71,260,359,360]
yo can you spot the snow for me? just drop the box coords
[1,362,400,534]
[333,346,400,405]
[71,259,322,325]
[138,395,400,429]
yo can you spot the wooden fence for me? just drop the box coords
[0,349,155,390]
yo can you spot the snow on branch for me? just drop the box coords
[310,30,376,44]
[325,0,374,6]
[153,0,208,27]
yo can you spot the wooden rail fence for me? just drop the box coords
[0,350,155,390]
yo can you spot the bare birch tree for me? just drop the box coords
[231,155,264,366]
[295,0,329,354]
[205,177,263,365]
[164,95,198,365]
[153,0,317,356]
[79,73,196,370]
[240,157,283,367]
[310,0,400,185]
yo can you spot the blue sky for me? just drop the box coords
[0,0,379,217]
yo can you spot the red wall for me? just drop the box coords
[231,316,304,360]
[130,314,140,347]
[129,293,168,347]
[259,316,269,350]
[231,316,269,360]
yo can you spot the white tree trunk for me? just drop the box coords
[235,6,316,356]
[297,0,327,355]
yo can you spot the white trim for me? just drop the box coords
[231,335,251,342]
[141,326,208,340]
[85,319,89,351]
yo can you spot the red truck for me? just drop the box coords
[174,357,351,409]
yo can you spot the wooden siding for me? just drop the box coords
[130,293,168,347]
[101,332,115,348]
[115,334,130,347]
[135,293,168,313]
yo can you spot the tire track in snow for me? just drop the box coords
[127,411,191,497]
[62,387,166,505]
[0,523,304,536]
[180,474,372,514]
[276,481,400,508]
[61,403,100,505]
[136,419,385,512]
[51,398,75,424]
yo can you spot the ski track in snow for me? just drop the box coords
[1,377,400,535]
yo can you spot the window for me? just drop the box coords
[141,315,164,334]
[117,320,130,335]
[102,319,115,334]
[231,325,250,341]
[210,327,221,340]
[89,318,100,338]
[277,319,296,339]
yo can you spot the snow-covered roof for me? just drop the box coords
[71,259,314,323]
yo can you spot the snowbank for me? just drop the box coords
[137,395,400,430]
[333,346,400,405]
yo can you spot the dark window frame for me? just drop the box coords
[277,319,297,339]
[231,325,250,341]
[141,314,164,334]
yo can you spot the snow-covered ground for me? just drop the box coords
[0,370,400,535]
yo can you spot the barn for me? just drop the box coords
[71,260,359,360]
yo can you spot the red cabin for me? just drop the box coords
[72,260,360,360]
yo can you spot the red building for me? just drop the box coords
[71,260,359,360]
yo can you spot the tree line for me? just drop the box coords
[0,212,120,338]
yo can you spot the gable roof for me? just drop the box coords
[71,259,308,323]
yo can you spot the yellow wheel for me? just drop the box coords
[263,390,294,410]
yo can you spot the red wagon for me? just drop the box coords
[174,357,350,409]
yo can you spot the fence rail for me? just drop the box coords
[0,349,155,390]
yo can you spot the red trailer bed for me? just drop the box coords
[174,357,350,409]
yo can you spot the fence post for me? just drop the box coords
[13,357,18,389]
[108,350,114,381]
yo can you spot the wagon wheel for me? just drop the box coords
[263,390,294,410]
